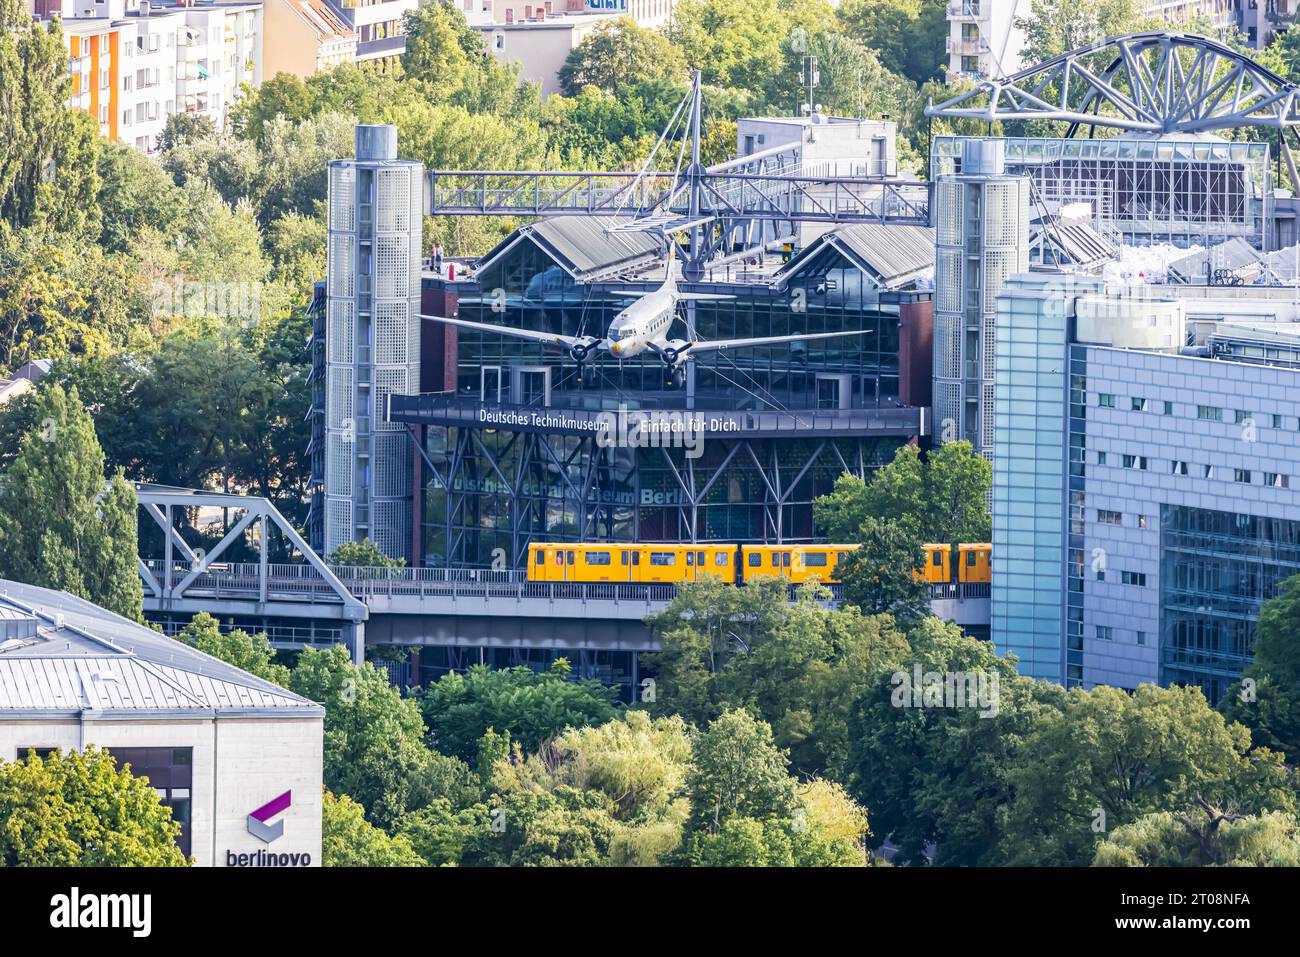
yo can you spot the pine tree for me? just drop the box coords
[0,383,143,619]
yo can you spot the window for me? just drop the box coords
[1097,451,1107,465]
[1234,469,1252,484]
[1197,405,1222,421]
[1137,514,1148,529]
[106,748,193,856]
[1204,464,1215,479]
[1234,410,1252,424]
[1272,414,1283,429]
[1122,454,1148,470]
[585,551,610,566]
[1163,401,1174,415]
[1098,509,1122,525]
[1131,397,1147,411]
[1121,570,1147,587]
[747,553,761,567]
[804,552,828,567]
[1266,473,1290,488]
[714,553,729,567]
[16,747,60,760]
[566,550,575,565]
[1172,461,1189,476]
[649,552,676,566]
[1097,625,1113,640]
[534,551,544,565]
[1136,630,1146,646]
[1099,393,1116,408]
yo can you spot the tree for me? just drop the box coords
[669,0,788,91]
[1018,0,1157,64]
[1001,684,1296,866]
[95,142,188,255]
[834,517,931,623]
[0,383,142,620]
[174,612,291,686]
[558,18,689,96]
[321,790,424,866]
[837,0,948,84]
[0,1,100,239]
[845,615,1059,865]
[765,32,919,122]
[815,441,991,545]
[1221,574,1300,760]
[156,112,217,155]
[685,709,796,835]
[289,645,476,827]
[0,747,187,866]
[416,659,620,764]
[327,538,407,568]
[1094,801,1300,867]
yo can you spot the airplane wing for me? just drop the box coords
[421,314,592,350]
[676,293,735,301]
[685,329,869,354]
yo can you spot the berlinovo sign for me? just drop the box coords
[225,790,312,867]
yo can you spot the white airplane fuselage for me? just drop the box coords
[606,287,680,358]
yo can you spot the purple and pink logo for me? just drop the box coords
[247,790,292,844]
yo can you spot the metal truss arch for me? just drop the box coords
[926,32,1300,136]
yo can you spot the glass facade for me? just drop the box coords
[420,430,900,567]
[457,238,904,411]
[1161,504,1300,703]
[991,275,1087,684]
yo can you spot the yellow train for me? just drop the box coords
[525,542,991,586]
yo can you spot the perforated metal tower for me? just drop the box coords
[324,125,424,560]
[932,138,1030,457]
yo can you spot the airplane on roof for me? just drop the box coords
[421,247,871,387]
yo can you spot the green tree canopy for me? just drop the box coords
[0,383,142,619]
[1221,573,1300,759]
[1094,801,1300,867]
[174,611,291,686]
[416,659,620,764]
[322,790,424,866]
[0,747,187,866]
[559,18,689,96]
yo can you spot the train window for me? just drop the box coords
[782,552,791,567]
[587,551,611,565]
[715,553,729,566]
[535,551,545,565]
[620,551,630,565]
[566,551,576,564]
[633,552,641,566]
[649,552,675,566]
[697,551,705,565]
[771,553,780,567]
[686,552,694,566]
[804,553,827,567]
[748,553,761,567]
[932,551,943,566]
[966,552,977,566]
[837,552,847,563]
[557,552,565,565]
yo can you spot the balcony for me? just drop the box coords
[946,35,990,55]
[946,0,982,18]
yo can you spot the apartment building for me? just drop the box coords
[315,0,416,68]
[944,0,1238,82]
[456,0,672,28]
[263,0,357,77]
[39,0,262,152]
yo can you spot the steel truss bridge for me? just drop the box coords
[136,485,989,664]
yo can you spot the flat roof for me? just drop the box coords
[0,580,323,718]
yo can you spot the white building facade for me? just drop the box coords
[0,581,324,867]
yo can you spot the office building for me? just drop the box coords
[993,272,1300,700]
[0,579,324,867]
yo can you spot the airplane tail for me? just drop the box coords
[663,244,676,292]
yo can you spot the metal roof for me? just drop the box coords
[778,223,936,289]
[1166,239,1262,284]
[474,216,664,283]
[0,580,321,717]
[1031,219,1117,270]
